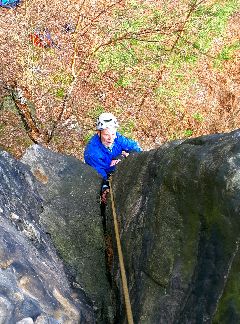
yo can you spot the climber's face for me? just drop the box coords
[98,128,117,148]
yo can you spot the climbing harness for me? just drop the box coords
[109,177,134,324]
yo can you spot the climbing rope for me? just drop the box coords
[109,177,134,324]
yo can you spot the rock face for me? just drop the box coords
[2,129,240,323]
[0,150,95,323]
[110,129,240,323]
[21,145,112,323]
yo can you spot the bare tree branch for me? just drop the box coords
[170,0,206,52]
[47,0,86,142]
[8,85,48,144]
[79,0,124,38]
[138,0,207,110]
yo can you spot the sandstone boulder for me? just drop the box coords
[21,145,113,323]
[110,129,240,323]
[0,150,95,323]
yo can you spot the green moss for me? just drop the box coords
[183,129,193,137]
[181,209,200,280]
[0,96,16,112]
[0,123,6,132]
[192,112,204,122]
[83,130,95,144]
[87,105,105,119]
[119,119,135,138]
[213,246,240,323]
[115,75,132,88]
[40,205,106,302]
[55,88,65,98]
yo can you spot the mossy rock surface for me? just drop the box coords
[110,129,240,323]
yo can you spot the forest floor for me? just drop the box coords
[0,1,239,160]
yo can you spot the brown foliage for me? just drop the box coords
[0,0,239,159]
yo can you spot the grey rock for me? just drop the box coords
[0,296,14,324]
[21,145,112,323]
[109,129,240,323]
[4,127,240,323]
[0,150,95,323]
[16,318,34,324]
[34,315,59,324]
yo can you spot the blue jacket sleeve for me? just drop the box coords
[117,133,142,152]
[84,151,108,180]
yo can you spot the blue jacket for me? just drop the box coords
[0,0,20,8]
[84,132,142,179]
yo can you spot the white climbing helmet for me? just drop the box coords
[96,112,119,130]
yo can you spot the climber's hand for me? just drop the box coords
[110,159,121,167]
[101,188,110,204]
[121,151,129,158]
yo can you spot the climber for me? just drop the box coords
[84,112,142,203]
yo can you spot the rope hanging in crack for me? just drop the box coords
[109,177,134,324]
